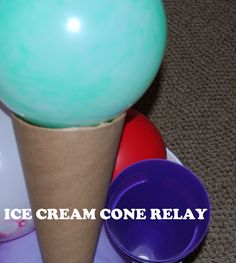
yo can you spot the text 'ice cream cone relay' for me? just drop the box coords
[0,1,167,262]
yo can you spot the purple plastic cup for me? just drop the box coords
[105,160,211,263]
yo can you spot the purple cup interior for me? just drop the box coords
[105,160,211,263]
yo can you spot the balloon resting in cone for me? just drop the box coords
[0,0,166,127]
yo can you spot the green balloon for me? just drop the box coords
[0,0,166,127]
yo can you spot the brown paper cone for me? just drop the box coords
[12,113,125,263]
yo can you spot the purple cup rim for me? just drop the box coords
[105,159,211,263]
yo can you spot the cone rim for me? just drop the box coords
[12,112,126,132]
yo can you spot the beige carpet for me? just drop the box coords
[134,0,236,262]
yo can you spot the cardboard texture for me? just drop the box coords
[12,113,125,263]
